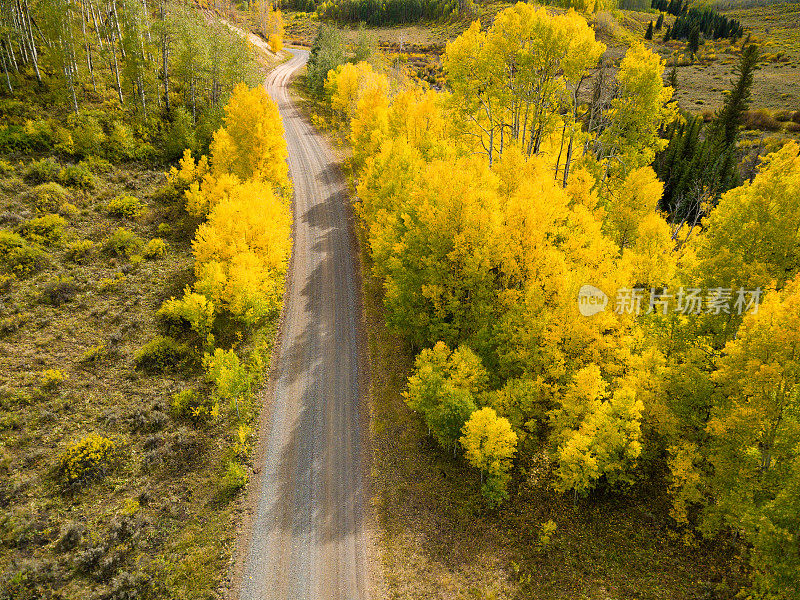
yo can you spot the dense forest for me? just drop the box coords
[312,3,800,597]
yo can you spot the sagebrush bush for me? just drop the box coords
[171,389,216,424]
[38,369,65,390]
[135,336,191,372]
[104,227,142,257]
[107,195,143,219]
[58,163,96,189]
[0,232,44,277]
[41,276,77,306]
[22,157,60,183]
[58,433,120,485]
[741,109,781,132]
[17,214,67,245]
[27,182,69,213]
[142,237,167,259]
[65,239,95,263]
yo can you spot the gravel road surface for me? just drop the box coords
[237,48,370,600]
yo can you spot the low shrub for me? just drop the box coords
[98,274,126,292]
[27,182,70,213]
[38,369,65,390]
[58,202,79,217]
[69,114,106,158]
[203,348,251,403]
[219,460,248,498]
[58,163,96,189]
[134,336,191,373]
[17,214,67,246]
[0,159,14,176]
[41,277,78,306]
[104,227,142,257]
[104,121,136,161]
[0,229,25,255]
[23,158,61,184]
[0,233,45,277]
[58,433,120,485]
[107,195,143,219]
[157,223,173,236]
[232,423,252,460]
[158,290,215,340]
[171,389,216,424]
[142,237,167,259]
[79,344,105,364]
[79,156,113,174]
[65,239,95,263]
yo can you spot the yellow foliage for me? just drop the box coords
[667,441,704,525]
[192,179,292,324]
[460,406,518,476]
[59,433,119,485]
[210,83,289,193]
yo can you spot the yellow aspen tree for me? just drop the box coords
[460,406,518,506]
[209,82,289,193]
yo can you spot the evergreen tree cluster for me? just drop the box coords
[670,7,744,41]
[651,0,687,16]
[316,0,458,26]
[654,44,759,222]
[275,0,317,11]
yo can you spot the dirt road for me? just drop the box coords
[236,49,370,600]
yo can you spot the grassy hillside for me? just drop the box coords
[0,145,270,598]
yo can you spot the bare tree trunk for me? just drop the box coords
[6,34,19,72]
[562,131,574,188]
[111,36,124,104]
[555,121,567,180]
[80,0,98,92]
[161,0,169,111]
[19,0,41,82]
[0,43,13,92]
[112,0,125,58]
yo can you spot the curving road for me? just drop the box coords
[236,49,370,600]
